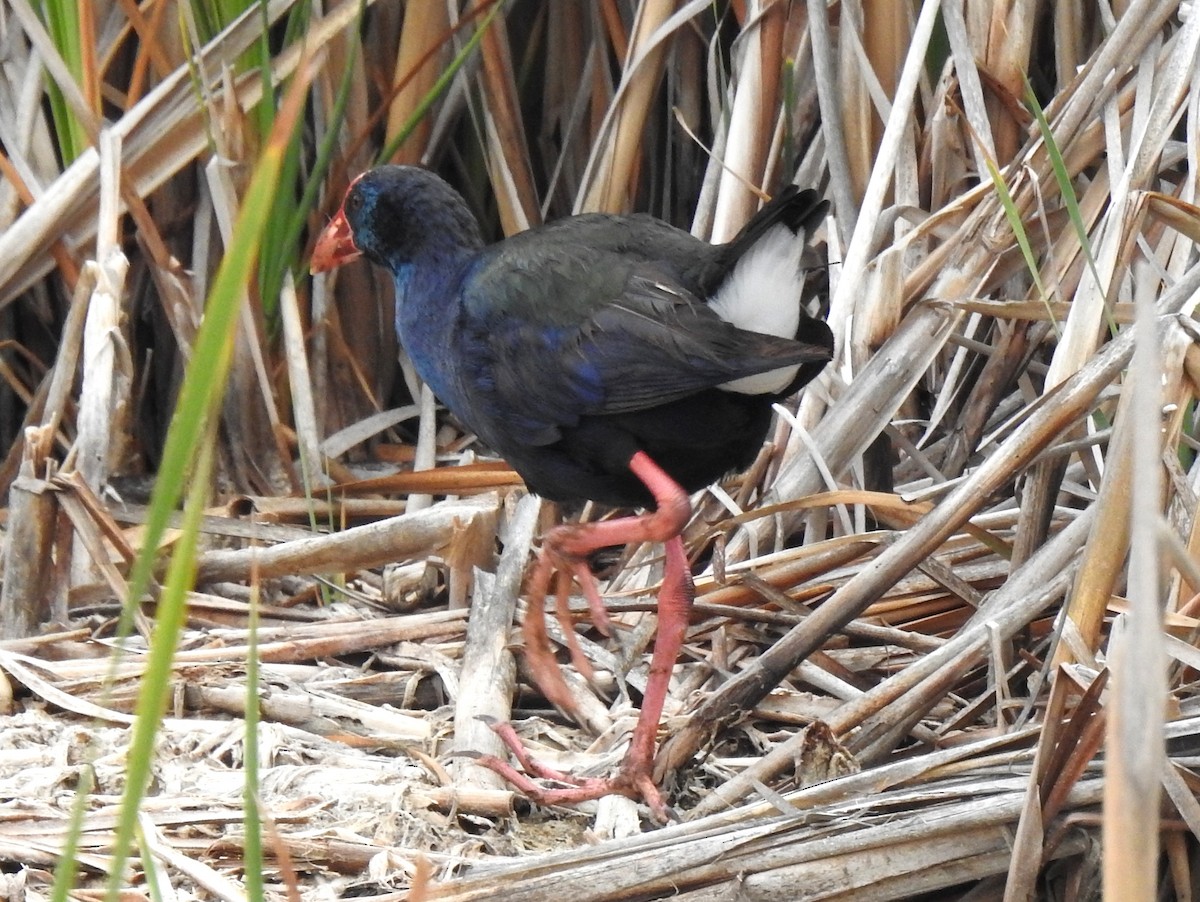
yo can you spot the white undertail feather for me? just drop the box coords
[708,223,807,395]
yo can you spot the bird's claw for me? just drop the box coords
[520,539,615,716]
[476,718,675,823]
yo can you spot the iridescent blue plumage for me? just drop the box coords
[324,165,833,509]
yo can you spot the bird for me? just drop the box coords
[311,165,833,821]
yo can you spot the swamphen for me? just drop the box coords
[312,165,833,820]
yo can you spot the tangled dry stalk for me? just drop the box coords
[1,1,1200,899]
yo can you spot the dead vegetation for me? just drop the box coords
[1,0,1200,899]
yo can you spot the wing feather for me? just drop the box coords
[460,241,830,446]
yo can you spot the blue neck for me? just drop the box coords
[390,249,473,411]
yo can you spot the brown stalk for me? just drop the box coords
[386,1,452,165]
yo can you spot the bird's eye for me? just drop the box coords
[345,192,363,214]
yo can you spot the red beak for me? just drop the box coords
[310,208,362,273]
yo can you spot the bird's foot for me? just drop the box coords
[475,718,675,823]
[493,452,695,823]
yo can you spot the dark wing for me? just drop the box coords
[459,230,830,446]
[562,273,823,411]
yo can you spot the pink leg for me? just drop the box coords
[476,451,694,822]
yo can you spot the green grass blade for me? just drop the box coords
[99,58,318,899]
[47,765,94,902]
[242,578,264,901]
[1023,79,1117,338]
[105,434,218,902]
[38,0,89,162]
[281,0,366,267]
[983,158,1059,337]
[377,1,503,165]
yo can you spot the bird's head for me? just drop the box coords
[311,165,483,275]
